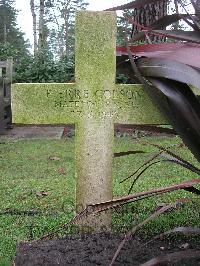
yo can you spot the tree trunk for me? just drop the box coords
[60,0,71,58]
[192,0,200,18]
[3,22,7,43]
[131,0,168,43]
[30,0,37,55]
[1,0,7,43]
[63,8,70,57]
[38,0,45,54]
[174,0,179,30]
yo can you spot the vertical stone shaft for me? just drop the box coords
[75,11,117,229]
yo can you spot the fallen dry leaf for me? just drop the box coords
[57,168,66,174]
[36,191,49,197]
[49,156,60,161]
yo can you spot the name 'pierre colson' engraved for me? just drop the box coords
[46,88,143,109]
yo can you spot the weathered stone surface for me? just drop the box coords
[75,11,116,229]
[114,84,166,124]
[12,83,166,124]
[11,11,167,230]
[12,83,77,124]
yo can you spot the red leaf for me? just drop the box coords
[117,43,200,69]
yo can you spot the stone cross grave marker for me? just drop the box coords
[12,11,166,229]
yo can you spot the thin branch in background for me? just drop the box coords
[177,0,200,29]
[181,15,198,30]
[190,0,200,17]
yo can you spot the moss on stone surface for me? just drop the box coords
[114,84,167,124]
[11,11,167,230]
[75,12,117,229]
[12,83,77,124]
[12,83,166,124]
[75,11,116,122]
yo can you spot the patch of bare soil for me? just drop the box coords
[15,232,200,266]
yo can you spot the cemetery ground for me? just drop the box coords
[0,133,199,265]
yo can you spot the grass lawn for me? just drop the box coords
[0,135,199,265]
